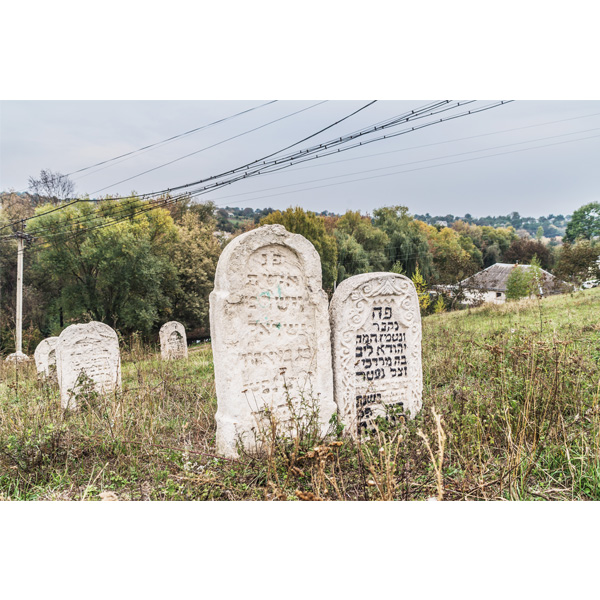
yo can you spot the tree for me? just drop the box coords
[411,266,431,314]
[564,202,600,242]
[503,238,553,269]
[553,240,600,284]
[28,169,75,204]
[372,206,433,279]
[415,221,482,285]
[505,265,532,300]
[170,210,222,336]
[29,198,179,335]
[260,207,338,289]
[334,211,390,282]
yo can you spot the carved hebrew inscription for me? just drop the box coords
[210,225,335,458]
[330,273,422,437]
[159,321,188,360]
[56,322,121,410]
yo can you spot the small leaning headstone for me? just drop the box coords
[210,224,336,458]
[330,272,423,437]
[159,321,188,360]
[56,321,121,410]
[34,336,59,379]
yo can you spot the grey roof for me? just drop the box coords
[460,263,568,294]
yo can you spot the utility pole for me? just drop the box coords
[5,224,31,363]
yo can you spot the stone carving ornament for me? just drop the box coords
[330,272,422,437]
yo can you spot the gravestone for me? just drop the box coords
[330,272,422,437]
[159,321,188,360]
[34,337,59,379]
[56,321,121,410]
[5,351,29,363]
[210,224,335,458]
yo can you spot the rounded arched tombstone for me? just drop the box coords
[330,272,423,438]
[56,321,121,410]
[159,321,188,360]
[5,351,29,363]
[210,224,336,458]
[34,337,59,379]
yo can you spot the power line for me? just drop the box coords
[10,100,513,241]
[198,129,600,208]
[205,125,600,203]
[67,100,278,179]
[2,100,378,233]
[252,109,600,177]
[90,100,329,195]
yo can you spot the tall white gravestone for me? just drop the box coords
[56,321,121,410]
[159,321,188,360]
[210,224,336,458]
[330,272,422,437]
[34,337,59,378]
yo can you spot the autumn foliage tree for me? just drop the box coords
[260,206,338,289]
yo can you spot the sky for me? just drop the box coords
[2,99,599,218]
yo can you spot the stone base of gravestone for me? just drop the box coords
[330,272,423,438]
[5,351,30,363]
[210,224,336,458]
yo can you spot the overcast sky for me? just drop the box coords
[1,99,599,218]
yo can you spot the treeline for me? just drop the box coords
[1,193,599,354]
[413,211,569,238]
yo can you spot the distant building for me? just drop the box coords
[457,263,571,305]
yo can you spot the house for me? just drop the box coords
[456,263,570,305]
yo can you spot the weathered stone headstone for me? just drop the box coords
[5,351,29,363]
[159,321,188,360]
[330,272,422,437]
[56,321,121,410]
[34,337,59,379]
[210,224,336,458]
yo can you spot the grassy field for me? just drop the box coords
[1,288,599,501]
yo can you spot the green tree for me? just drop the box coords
[372,206,433,279]
[416,221,482,285]
[411,265,431,314]
[505,265,532,300]
[29,197,179,335]
[565,202,600,242]
[260,207,338,289]
[170,210,222,336]
[553,240,600,284]
[334,210,390,282]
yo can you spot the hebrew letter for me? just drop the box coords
[384,307,392,319]
[373,307,382,320]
